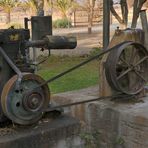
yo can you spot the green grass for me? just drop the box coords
[37,56,99,94]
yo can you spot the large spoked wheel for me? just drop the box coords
[1,73,50,125]
[105,42,148,95]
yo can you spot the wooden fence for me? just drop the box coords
[0,7,144,29]
[72,8,103,27]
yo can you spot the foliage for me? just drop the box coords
[0,0,19,11]
[90,47,101,57]
[7,22,22,29]
[0,0,20,23]
[53,0,78,18]
[80,130,100,148]
[37,56,99,94]
[79,0,102,33]
[53,18,72,28]
[22,0,38,15]
[115,137,125,145]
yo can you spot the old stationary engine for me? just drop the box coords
[0,16,77,125]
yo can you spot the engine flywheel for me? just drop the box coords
[105,42,148,95]
[1,73,50,125]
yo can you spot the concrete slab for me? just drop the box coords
[52,85,99,122]
[87,96,148,148]
[53,86,148,148]
[0,115,83,148]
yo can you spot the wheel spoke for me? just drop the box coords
[129,47,137,64]
[119,57,130,66]
[134,56,148,66]
[134,70,147,82]
[117,68,132,80]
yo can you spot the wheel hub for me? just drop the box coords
[23,91,44,112]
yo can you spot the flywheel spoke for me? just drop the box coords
[134,56,148,66]
[133,70,147,82]
[120,57,130,66]
[129,47,137,64]
[117,68,132,80]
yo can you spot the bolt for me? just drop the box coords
[31,97,39,107]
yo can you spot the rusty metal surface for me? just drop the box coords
[31,16,52,40]
[0,115,80,148]
[105,42,148,94]
[26,36,77,49]
[1,73,50,125]
[100,28,146,96]
[140,10,148,50]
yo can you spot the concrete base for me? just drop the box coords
[87,97,148,148]
[52,86,99,123]
[0,115,83,148]
[53,86,148,148]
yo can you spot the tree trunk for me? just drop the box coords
[6,10,11,24]
[121,0,128,28]
[88,10,93,34]
[37,0,44,16]
[110,0,128,29]
[44,0,50,15]
[131,0,146,28]
[88,0,96,34]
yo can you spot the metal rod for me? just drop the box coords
[26,40,47,48]
[140,10,148,50]
[103,0,110,49]
[46,94,134,112]
[29,41,132,90]
[24,18,29,29]
[0,47,22,76]
[0,47,23,89]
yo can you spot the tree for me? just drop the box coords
[0,0,20,24]
[87,0,96,33]
[131,0,147,28]
[53,0,78,18]
[80,0,98,33]
[23,0,38,15]
[110,0,147,28]
[36,0,44,15]
[110,0,128,28]
[23,0,50,16]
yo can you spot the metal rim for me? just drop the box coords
[1,73,50,125]
[105,42,148,95]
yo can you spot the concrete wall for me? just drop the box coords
[53,86,148,148]
[87,98,148,148]
[0,115,84,148]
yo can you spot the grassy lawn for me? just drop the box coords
[37,56,99,94]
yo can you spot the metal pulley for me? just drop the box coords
[1,73,50,125]
[105,42,148,95]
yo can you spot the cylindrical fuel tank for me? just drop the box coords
[31,16,52,40]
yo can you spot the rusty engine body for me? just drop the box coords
[0,16,77,125]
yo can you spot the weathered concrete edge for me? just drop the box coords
[0,115,84,148]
